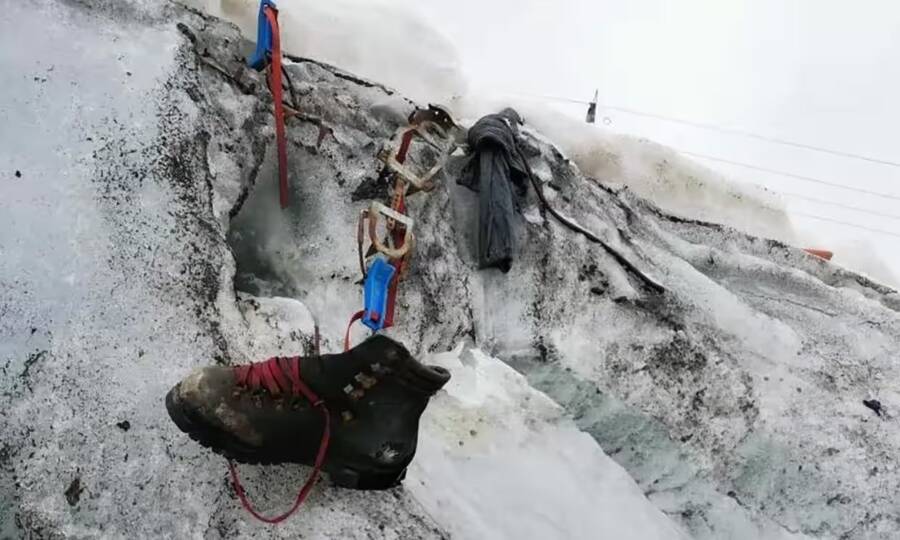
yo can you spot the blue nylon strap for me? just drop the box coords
[247,0,278,70]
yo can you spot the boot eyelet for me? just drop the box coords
[357,373,378,389]
[251,393,264,408]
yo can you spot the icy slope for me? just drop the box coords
[188,0,898,287]
[185,0,466,104]
[3,2,900,539]
[0,2,438,537]
[183,0,790,243]
[223,18,900,540]
[237,298,688,539]
[508,108,900,289]
[0,2,680,538]
[409,345,686,540]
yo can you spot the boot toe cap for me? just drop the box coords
[166,366,264,448]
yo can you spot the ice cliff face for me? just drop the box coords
[2,2,899,539]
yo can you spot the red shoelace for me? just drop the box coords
[228,351,330,524]
[235,356,318,398]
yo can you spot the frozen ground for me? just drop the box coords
[185,0,466,104]
[2,1,900,539]
[192,0,900,288]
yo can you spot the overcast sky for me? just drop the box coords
[391,0,900,285]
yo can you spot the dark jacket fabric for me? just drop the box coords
[457,109,528,272]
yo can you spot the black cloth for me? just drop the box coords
[457,109,528,272]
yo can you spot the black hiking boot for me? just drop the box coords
[165,335,450,490]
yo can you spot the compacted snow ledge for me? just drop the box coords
[408,345,687,540]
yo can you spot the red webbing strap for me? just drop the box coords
[263,6,289,209]
[383,130,415,327]
[227,405,330,524]
[344,310,365,352]
[384,264,401,327]
[385,194,406,327]
[227,353,331,524]
[396,129,415,162]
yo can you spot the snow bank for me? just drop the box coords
[797,232,900,288]
[5,2,900,539]
[1,5,680,536]
[177,0,807,259]
[236,299,690,540]
[546,122,899,288]
[182,0,466,104]
[226,47,900,537]
[525,107,899,288]
[0,3,443,537]
[409,345,687,540]
[188,0,897,288]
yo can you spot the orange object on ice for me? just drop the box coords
[804,248,834,261]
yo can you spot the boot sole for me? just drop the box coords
[165,384,407,490]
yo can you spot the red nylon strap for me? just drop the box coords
[344,310,366,352]
[277,357,295,387]
[263,6,289,209]
[384,268,400,328]
[228,352,330,523]
[291,372,323,406]
[259,359,282,396]
[383,131,415,328]
[384,197,406,327]
[268,358,291,393]
[396,129,415,162]
[227,402,330,524]
[290,357,300,383]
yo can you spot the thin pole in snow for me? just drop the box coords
[585,89,598,124]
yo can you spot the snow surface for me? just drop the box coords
[185,0,899,288]
[0,2,681,538]
[3,1,900,539]
[409,345,687,540]
[224,23,900,539]
[185,0,466,104]
[0,2,442,537]
[181,0,788,238]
